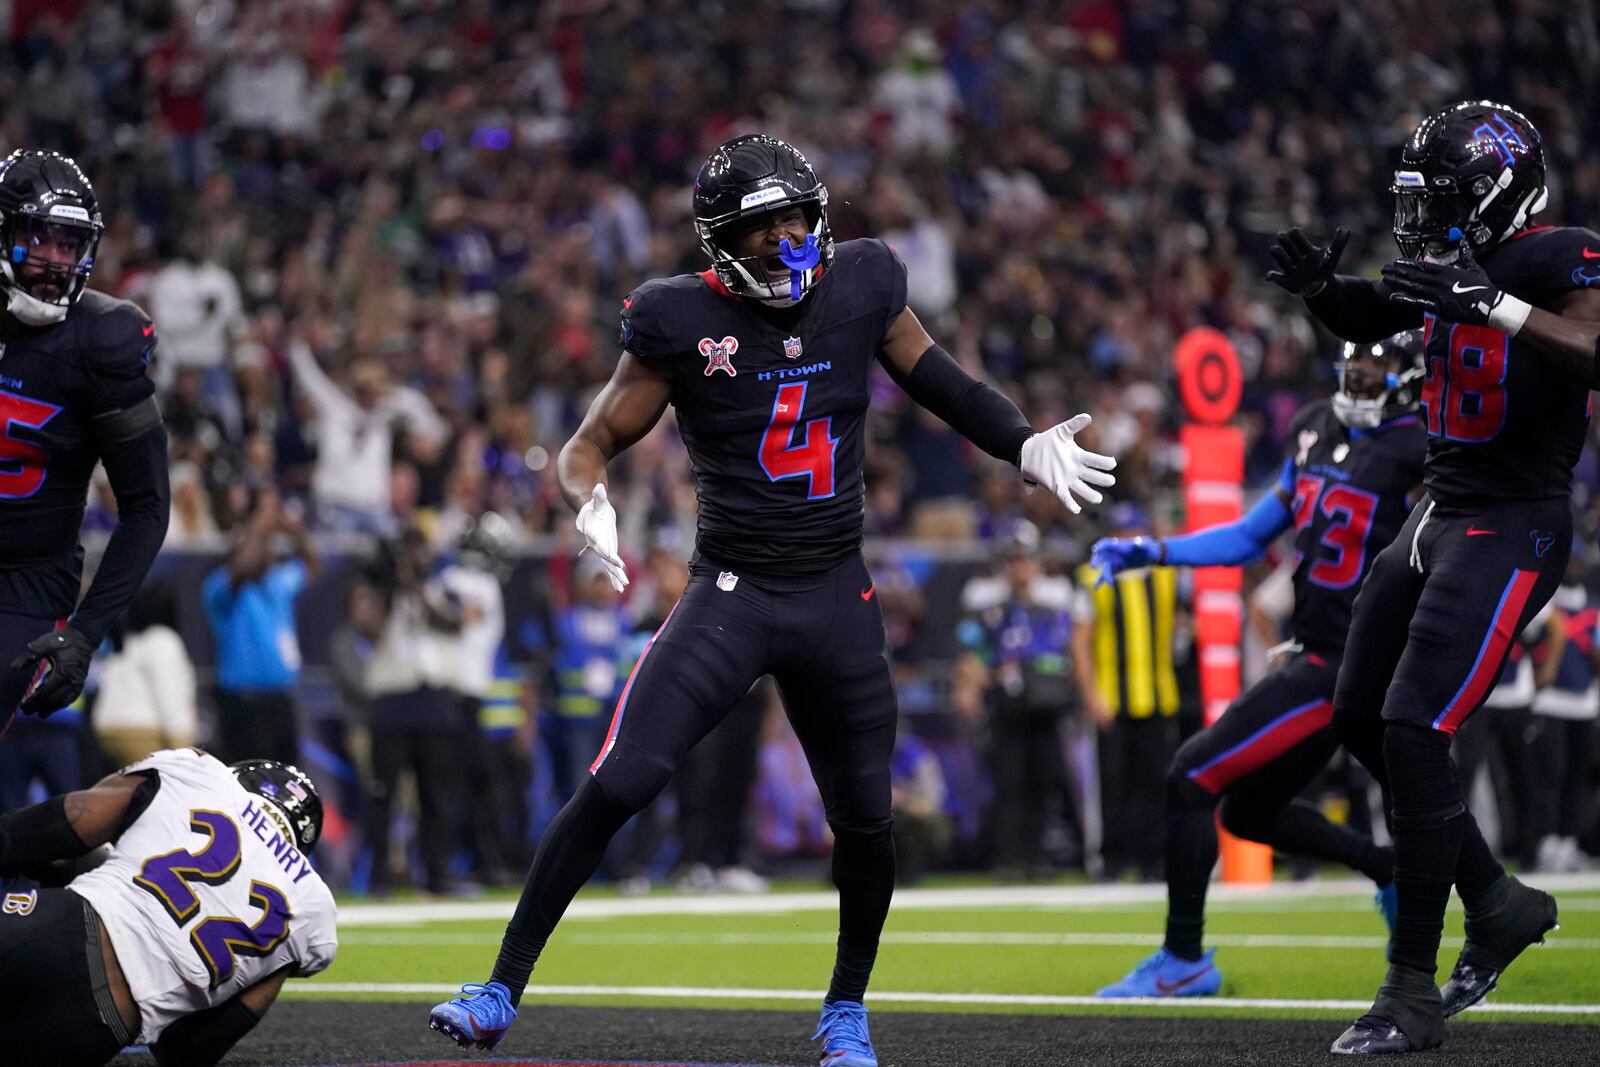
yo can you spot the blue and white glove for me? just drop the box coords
[575,484,628,592]
[1089,537,1162,587]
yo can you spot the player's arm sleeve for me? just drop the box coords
[150,996,265,1067]
[72,305,170,647]
[618,284,678,363]
[1305,275,1424,343]
[1160,484,1293,568]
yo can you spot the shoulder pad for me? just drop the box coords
[620,276,701,361]
[81,292,157,380]
[1493,226,1600,297]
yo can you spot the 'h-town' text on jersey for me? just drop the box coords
[620,238,908,575]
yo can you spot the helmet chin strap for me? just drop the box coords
[0,261,69,325]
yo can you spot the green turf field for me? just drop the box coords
[295,877,1600,1023]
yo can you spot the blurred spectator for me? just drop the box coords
[752,693,831,871]
[202,489,319,767]
[147,229,245,434]
[958,523,1081,878]
[1528,554,1600,872]
[541,553,630,804]
[1073,503,1180,880]
[286,339,446,536]
[363,528,469,895]
[92,584,197,768]
[890,724,951,885]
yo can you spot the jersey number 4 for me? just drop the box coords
[133,809,293,987]
[0,390,62,499]
[759,382,838,499]
[1292,475,1379,589]
[1421,319,1508,443]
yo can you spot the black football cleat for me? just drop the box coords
[1331,963,1444,1055]
[1441,875,1558,1016]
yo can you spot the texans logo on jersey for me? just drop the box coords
[699,336,738,377]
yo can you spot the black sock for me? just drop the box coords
[1454,815,1505,907]
[1163,779,1218,962]
[826,824,895,1003]
[1261,798,1395,886]
[1385,724,1463,976]
[490,776,636,1005]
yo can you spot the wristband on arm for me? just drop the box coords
[898,343,1036,464]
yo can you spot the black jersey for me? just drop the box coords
[1420,226,1596,505]
[620,238,908,575]
[0,290,158,617]
[1281,400,1426,652]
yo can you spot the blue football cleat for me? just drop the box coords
[429,981,516,1050]
[1095,947,1222,998]
[1375,883,1398,934]
[811,999,877,1067]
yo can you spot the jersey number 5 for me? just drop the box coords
[1420,319,1508,443]
[134,809,293,987]
[0,389,62,499]
[759,382,837,499]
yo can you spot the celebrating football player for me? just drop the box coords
[0,748,338,1066]
[0,149,169,730]
[1093,331,1425,999]
[1269,101,1593,1054]
[430,134,1117,1065]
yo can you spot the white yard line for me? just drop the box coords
[287,982,1600,1016]
[335,930,1600,951]
[336,872,1600,927]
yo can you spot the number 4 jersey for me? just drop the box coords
[1421,225,1597,504]
[68,749,338,1042]
[1281,400,1426,653]
[620,238,908,575]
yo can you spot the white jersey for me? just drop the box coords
[69,749,339,1042]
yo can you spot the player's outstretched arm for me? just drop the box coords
[1383,251,1600,387]
[0,770,143,876]
[1267,227,1422,343]
[151,966,290,1067]
[877,307,1115,514]
[557,353,673,591]
[1089,487,1293,586]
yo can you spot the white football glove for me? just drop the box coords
[575,483,629,592]
[1017,413,1118,515]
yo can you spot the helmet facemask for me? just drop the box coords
[1333,335,1425,429]
[1,213,102,325]
[697,192,832,307]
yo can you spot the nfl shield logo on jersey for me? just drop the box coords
[699,336,739,377]
[783,335,803,359]
[717,570,739,591]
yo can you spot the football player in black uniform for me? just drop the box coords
[0,150,168,736]
[430,134,1117,1065]
[1092,332,1426,999]
[1268,102,1594,1054]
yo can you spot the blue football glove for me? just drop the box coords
[1089,537,1162,587]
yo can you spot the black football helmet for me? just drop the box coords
[0,149,105,325]
[1333,329,1425,429]
[692,134,833,306]
[1391,101,1546,262]
[231,759,324,853]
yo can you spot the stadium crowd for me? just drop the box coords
[2,0,1599,890]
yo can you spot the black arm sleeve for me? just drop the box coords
[895,344,1035,464]
[1305,275,1424,343]
[151,997,262,1067]
[0,796,88,876]
[70,423,171,645]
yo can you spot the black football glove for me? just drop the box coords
[1380,246,1526,332]
[10,625,94,717]
[1266,226,1350,297]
